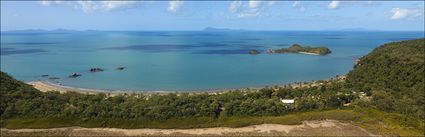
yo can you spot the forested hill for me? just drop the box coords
[347,38,425,118]
[1,71,37,93]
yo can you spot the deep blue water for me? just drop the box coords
[1,31,423,91]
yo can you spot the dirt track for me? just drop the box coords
[1,120,376,136]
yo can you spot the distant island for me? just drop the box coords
[269,44,331,55]
[1,28,77,34]
[202,27,244,32]
[248,50,260,55]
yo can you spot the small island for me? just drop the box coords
[270,44,331,55]
[249,50,260,55]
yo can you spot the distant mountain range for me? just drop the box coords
[202,27,244,32]
[1,28,78,33]
[321,28,385,31]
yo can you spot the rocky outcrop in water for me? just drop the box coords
[90,68,104,72]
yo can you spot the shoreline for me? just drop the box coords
[27,80,264,95]
[298,52,321,56]
[27,76,343,95]
[28,81,115,94]
[0,120,375,136]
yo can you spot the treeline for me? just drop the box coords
[346,38,425,119]
[0,71,353,122]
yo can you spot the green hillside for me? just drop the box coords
[346,38,425,119]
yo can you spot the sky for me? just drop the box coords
[1,0,424,31]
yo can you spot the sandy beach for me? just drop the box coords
[298,52,321,56]
[27,81,199,95]
[1,120,376,136]
[28,81,106,94]
[27,79,337,95]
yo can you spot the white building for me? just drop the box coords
[280,99,295,104]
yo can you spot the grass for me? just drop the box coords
[353,108,425,136]
[2,109,424,136]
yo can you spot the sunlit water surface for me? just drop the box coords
[1,31,423,91]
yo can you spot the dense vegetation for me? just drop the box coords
[0,39,424,136]
[272,44,332,55]
[0,71,352,121]
[346,39,425,119]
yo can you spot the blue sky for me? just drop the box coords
[1,1,424,31]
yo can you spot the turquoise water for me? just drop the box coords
[1,31,423,91]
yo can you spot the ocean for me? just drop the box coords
[1,31,423,91]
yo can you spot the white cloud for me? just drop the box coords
[238,12,260,18]
[292,1,305,12]
[390,8,423,20]
[292,1,300,7]
[367,1,373,5]
[167,0,183,13]
[327,1,380,10]
[39,1,143,12]
[40,1,50,6]
[229,1,242,13]
[328,1,340,9]
[248,1,262,9]
[77,1,99,12]
[268,1,276,6]
[40,1,62,6]
[101,1,140,11]
[228,0,274,18]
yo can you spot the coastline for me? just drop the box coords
[28,81,112,94]
[27,76,341,95]
[26,80,263,95]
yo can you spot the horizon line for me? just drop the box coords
[1,28,424,32]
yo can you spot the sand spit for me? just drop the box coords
[1,120,377,136]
